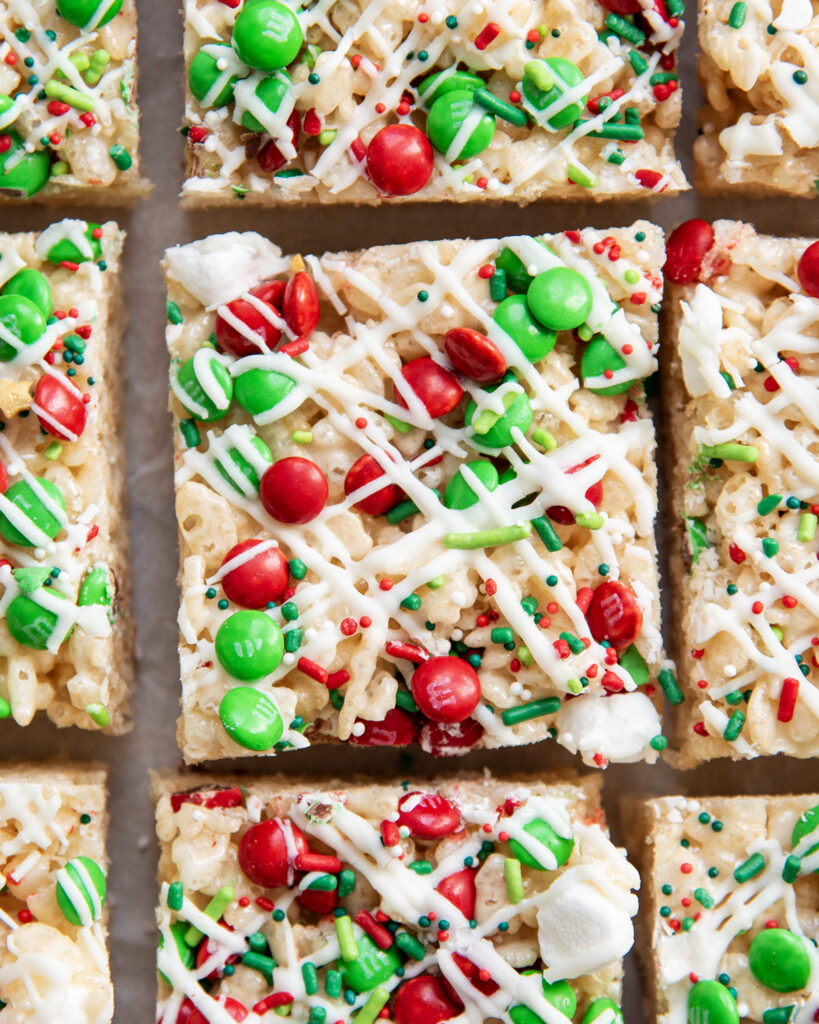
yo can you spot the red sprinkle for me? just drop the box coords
[602,671,624,693]
[478,264,494,279]
[340,617,358,636]
[4,53,17,65]
[60,261,80,272]
[564,230,582,243]
[693,722,708,736]
[256,896,275,911]
[509,89,522,103]
[752,601,764,614]
[17,908,32,923]
[0,134,13,153]
[696,679,708,689]
[295,851,343,873]
[279,337,309,358]
[253,994,294,1014]
[86,524,99,543]
[782,595,797,608]
[327,670,350,689]
[485,579,497,596]
[576,587,594,613]
[303,108,322,135]
[635,169,665,190]
[188,124,208,144]
[79,112,96,127]
[417,11,429,20]
[354,910,394,949]
[379,579,393,591]
[360,615,372,628]
[680,863,693,874]
[355,417,367,428]
[381,820,400,847]
[728,543,746,564]
[350,137,367,161]
[777,677,799,723]
[385,640,429,663]
[297,657,329,685]
[47,100,70,116]
[474,21,500,49]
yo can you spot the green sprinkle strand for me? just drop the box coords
[659,668,684,705]
[500,697,561,725]
[335,915,358,961]
[532,515,563,551]
[504,857,524,903]
[728,1,747,26]
[394,930,426,959]
[168,882,184,911]
[734,851,765,882]
[444,523,532,549]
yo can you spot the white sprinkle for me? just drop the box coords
[351,722,365,736]
[283,653,296,666]
[724,664,737,678]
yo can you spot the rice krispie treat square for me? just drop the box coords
[0,220,132,733]
[695,0,819,196]
[181,0,687,205]
[0,764,113,1024]
[632,793,819,1024]
[165,225,669,766]
[0,0,146,202]
[154,771,639,1024]
[661,219,819,766]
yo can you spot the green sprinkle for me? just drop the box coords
[723,709,746,741]
[650,735,668,751]
[446,14,458,26]
[757,494,781,515]
[761,537,779,558]
[734,852,765,882]
[108,144,132,170]
[567,677,583,695]
[767,21,778,31]
[185,885,234,945]
[302,962,319,995]
[605,13,645,43]
[408,860,433,874]
[727,0,748,24]
[700,443,759,462]
[291,430,312,444]
[793,69,808,84]
[798,513,817,541]
[401,593,422,611]
[666,0,684,13]
[85,703,110,727]
[335,915,358,961]
[693,887,713,908]
[575,511,604,530]
[168,882,184,911]
[272,909,286,922]
[532,428,557,450]
[325,969,343,998]
[725,689,744,705]
[444,523,531,549]
[417,290,429,303]
[473,86,527,127]
[532,515,563,552]
[659,667,684,705]
[241,950,276,979]
[307,1007,327,1024]
[318,128,337,146]
[166,301,183,324]
[395,689,418,713]
[762,1009,795,1024]
[338,869,356,898]
[490,268,508,302]
[289,559,307,580]
[501,697,561,725]
[660,905,671,917]
[560,631,586,655]
[628,49,649,74]
[354,988,390,1024]
[504,857,525,903]
[394,931,426,960]
[491,627,514,644]
[567,164,597,189]
[43,441,62,460]
[44,79,95,111]
[179,418,201,448]
[248,932,267,951]
[284,628,303,653]
[517,645,533,667]
[607,150,626,164]
[281,601,299,621]
[782,854,801,884]
[582,122,644,141]
[624,269,640,285]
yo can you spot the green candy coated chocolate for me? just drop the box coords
[426,90,495,160]
[56,0,122,27]
[465,376,532,448]
[215,610,284,680]
[158,921,195,985]
[749,929,811,993]
[510,975,577,1024]
[338,934,403,993]
[1,268,52,318]
[493,294,556,362]
[232,0,304,71]
[46,222,102,264]
[241,73,292,132]
[444,459,499,509]
[580,335,635,395]
[687,981,739,1024]
[6,589,72,651]
[0,293,46,361]
[791,804,819,865]
[56,856,106,925]
[0,477,66,547]
[235,367,295,415]
[0,95,14,120]
[219,686,284,750]
[418,69,483,107]
[216,434,273,493]
[619,643,649,686]
[0,132,50,198]
[584,998,624,1024]
[527,266,592,331]
[177,351,234,422]
[522,57,587,128]
[189,45,240,108]
[78,566,113,608]
[507,817,574,870]
[495,246,534,293]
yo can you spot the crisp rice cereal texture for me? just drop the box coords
[164,226,667,766]
[695,0,819,196]
[631,793,819,1024]
[0,220,132,734]
[0,0,147,203]
[661,220,819,766]
[181,0,687,205]
[0,763,113,1024]
[153,770,639,1024]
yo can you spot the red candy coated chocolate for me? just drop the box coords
[397,791,461,838]
[349,707,416,746]
[393,974,463,1024]
[586,579,643,649]
[797,241,819,298]
[547,480,603,525]
[436,866,477,919]
[663,220,714,284]
[33,374,87,440]
[443,327,506,384]
[417,717,484,756]
[411,655,481,723]
[177,996,248,1024]
[366,124,434,196]
[344,453,402,515]
[260,457,328,524]
[220,538,289,608]
[215,282,284,357]
[238,819,308,888]
[283,272,319,337]
[395,357,464,418]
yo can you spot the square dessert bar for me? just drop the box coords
[0,764,113,1023]
[0,0,145,202]
[154,772,639,1024]
[165,225,668,765]
[633,793,819,1024]
[0,220,132,733]
[181,0,687,205]
[695,0,819,196]
[662,219,819,766]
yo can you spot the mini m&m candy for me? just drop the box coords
[586,580,643,649]
[56,856,107,925]
[238,818,308,886]
[175,350,234,422]
[219,686,284,750]
[189,45,242,108]
[232,0,304,72]
[527,267,593,331]
[426,90,495,160]
[493,295,557,362]
[220,539,289,608]
[664,220,715,284]
[507,817,574,870]
[0,133,50,199]
[260,457,328,523]
[0,293,46,361]
[0,478,66,547]
[215,610,285,680]
[411,655,481,722]
[1,268,52,318]
[396,792,461,838]
[6,587,73,651]
[56,0,122,27]
[366,125,434,197]
[393,975,463,1024]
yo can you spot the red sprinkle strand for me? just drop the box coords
[354,910,394,949]
[327,670,350,689]
[474,22,500,49]
[777,677,799,723]
[253,994,294,1013]
[385,640,429,663]
[297,657,329,685]
[381,820,400,847]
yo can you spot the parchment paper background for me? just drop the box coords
[0,1,816,1018]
